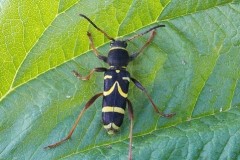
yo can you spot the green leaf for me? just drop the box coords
[1,0,240,159]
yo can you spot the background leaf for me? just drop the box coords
[1,0,240,159]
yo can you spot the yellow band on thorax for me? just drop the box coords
[109,47,127,51]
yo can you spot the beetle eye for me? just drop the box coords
[110,41,114,46]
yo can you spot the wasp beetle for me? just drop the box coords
[45,14,175,160]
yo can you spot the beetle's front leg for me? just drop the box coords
[87,32,108,63]
[72,67,107,80]
[129,30,157,61]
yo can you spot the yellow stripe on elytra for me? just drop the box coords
[103,82,117,96]
[109,47,127,51]
[122,77,130,82]
[102,106,125,114]
[103,81,128,98]
[104,123,120,130]
[117,82,128,97]
[103,123,111,129]
[104,75,112,79]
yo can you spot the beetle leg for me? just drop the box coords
[130,77,175,118]
[126,98,134,160]
[45,93,103,149]
[87,32,108,63]
[72,67,107,80]
[129,30,157,61]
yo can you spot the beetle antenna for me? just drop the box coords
[125,24,165,42]
[79,14,115,41]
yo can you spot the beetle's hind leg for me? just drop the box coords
[126,99,134,160]
[44,93,103,149]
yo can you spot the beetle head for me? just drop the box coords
[109,40,127,49]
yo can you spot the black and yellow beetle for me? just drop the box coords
[45,14,175,160]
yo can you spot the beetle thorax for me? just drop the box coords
[107,40,130,67]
